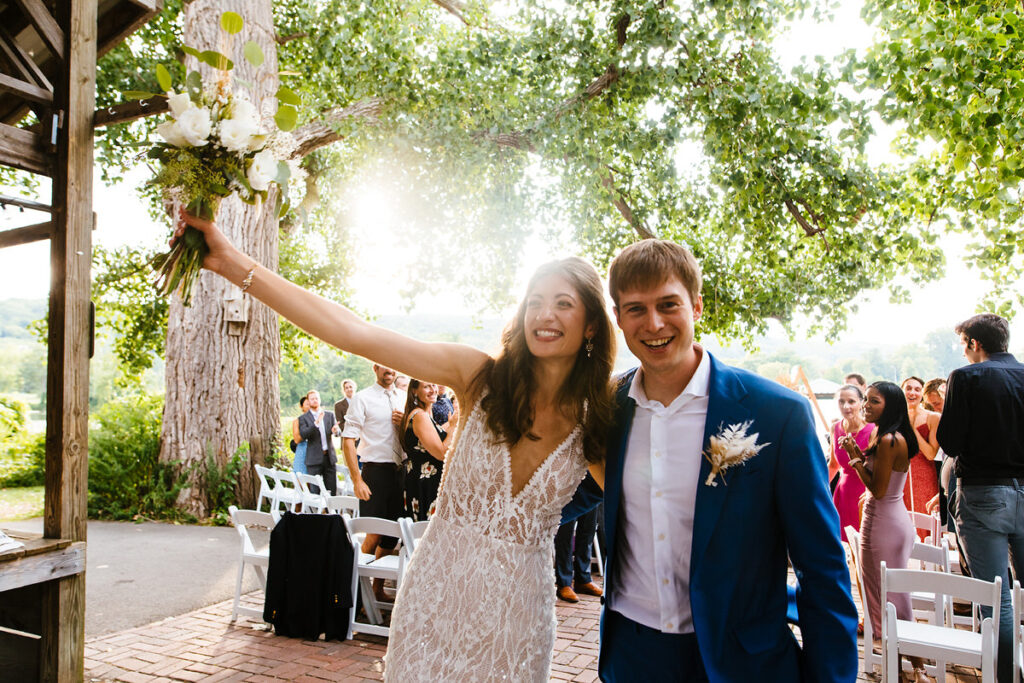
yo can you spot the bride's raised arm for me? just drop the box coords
[178,210,490,397]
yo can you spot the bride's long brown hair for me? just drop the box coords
[469,257,615,464]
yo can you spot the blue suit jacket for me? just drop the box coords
[564,353,858,682]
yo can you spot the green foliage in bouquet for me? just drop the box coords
[125,11,299,305]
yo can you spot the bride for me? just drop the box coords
[178,211,614,681]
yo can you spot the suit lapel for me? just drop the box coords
[604,370,637,583]
[690,354,750,573]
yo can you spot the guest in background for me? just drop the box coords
[400,379,458,520]
[843,381,929,683]
[844,372,868,395]
[828,385,873,542]
[291,395,310,475]
[334,378,357,425]
[922,378,946,413]
[939,313,1024,683]
[298,390,341,494]
[432,385,456,428]
[901,376,941,531]
[922,377,948,525]
[554,506,602,603]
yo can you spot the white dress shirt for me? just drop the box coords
[341,383,402,464]
[610,347,711,634]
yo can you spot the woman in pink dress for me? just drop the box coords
[828,384,873,542]
[842,381,930,683]
[901,376,941,533]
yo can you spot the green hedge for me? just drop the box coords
[0,396,44,488]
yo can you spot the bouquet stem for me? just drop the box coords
[154,196,218,306]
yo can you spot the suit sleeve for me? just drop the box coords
[936,369,967,458]
[776,399,859,682]
[298,412,319,442]
[560,473,603,525]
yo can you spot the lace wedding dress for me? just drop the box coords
[384,401,588,682]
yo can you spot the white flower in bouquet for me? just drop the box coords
[166,91,193,117]
[175,107,212,146]
[219,99,261,152]
[156,120,189,147]
[247,149,278,191]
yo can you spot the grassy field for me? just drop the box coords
[0,485,44,521]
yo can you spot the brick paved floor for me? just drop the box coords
[85,568,985,682]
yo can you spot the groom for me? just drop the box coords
[564,240,858,681]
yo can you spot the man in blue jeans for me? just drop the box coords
[938,313,1024,683]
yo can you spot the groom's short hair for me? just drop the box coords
[608,239,703,307]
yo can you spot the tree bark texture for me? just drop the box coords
[160,0,281,516]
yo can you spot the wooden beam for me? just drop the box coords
[93,95,167,128]
[96,0,162,59]
[0,194,51,212]
[0,220,51,248]
[0,122,50,175]
[0,544,84,594]
[11,0,64,60]
[40,0,94,679]
[0,72,53,105]
[0,25,53,93]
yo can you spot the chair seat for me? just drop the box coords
[895,620,984,663]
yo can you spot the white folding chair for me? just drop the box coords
[326,495,360,517]
[909,538,951,623]
[336,466,355,496]
[267,468,302,514]
[882,562,1001,683]
[228,505,275,623]
[398,516,429,555]
[908,511,939,544]
[295,472,329,513]
[343,515,406,637]
[845,526,883,675]
[253,464,277,513]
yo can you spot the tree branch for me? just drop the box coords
[275,32,308,45]
[430,0,469,25]
[289,97,384,159]
[784,199,831,252]
[603,171,655,240]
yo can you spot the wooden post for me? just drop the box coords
[40,0,95,679]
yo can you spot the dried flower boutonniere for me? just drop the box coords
[704,421,769,487]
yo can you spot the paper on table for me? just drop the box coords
[0,529,25,552]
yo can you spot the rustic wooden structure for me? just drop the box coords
[0,1,160,680]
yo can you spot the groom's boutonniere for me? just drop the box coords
[703,421,769,487]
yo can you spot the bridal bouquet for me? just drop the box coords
[125,11,301,305]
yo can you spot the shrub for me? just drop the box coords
[204,442,248,526]
[0,395,43,488]
[87,393,192,521]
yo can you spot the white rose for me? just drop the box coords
[231,99,260,128]
[156,120,189,147]
[175,107,212,146]
[247,149,278,191]
[166,91,193,118]
[219,118,257,152]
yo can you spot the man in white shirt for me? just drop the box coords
[564,239,857,681]
[341,364,404,599]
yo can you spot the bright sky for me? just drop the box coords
[0,3,1021,348]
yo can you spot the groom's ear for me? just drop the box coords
[612,306,622,328]
[692,294,704,322]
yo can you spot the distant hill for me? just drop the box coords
[0,298,45,339]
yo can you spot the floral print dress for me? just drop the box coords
[403,411,446,520]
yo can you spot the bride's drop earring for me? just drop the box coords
[585,337,594,358]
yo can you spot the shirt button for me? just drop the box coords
[654,491,663,498]
[658,533,665,541]
[665,622,674,630]
[654,451,662,458]
[662,578,669,585]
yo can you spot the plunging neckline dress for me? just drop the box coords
[384,401,588,682]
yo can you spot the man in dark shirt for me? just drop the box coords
[938,313,1024,683]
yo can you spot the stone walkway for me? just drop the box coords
[84,570,986,682]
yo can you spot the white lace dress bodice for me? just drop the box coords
[384,402,589,682]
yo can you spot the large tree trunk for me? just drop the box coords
[160,0,281,517]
